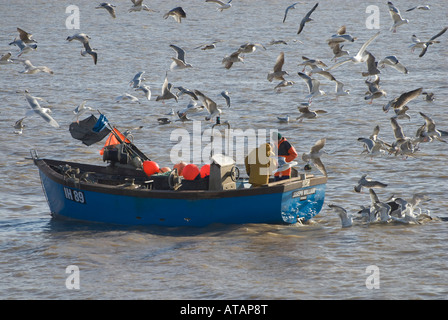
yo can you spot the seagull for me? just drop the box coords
[163,7,186,23]
[354,174,387,193]
[383,87,422,113]
[178,100,205,115]
[16,28,37,44]
[390,117,415,157]
[369,189,392,223]
[329,43,349,62]
[129,0,155,12]
[267,52,288,82]
[115,93,141,104]
[222,50,243,69]
[13,117,26,134]
[205,0,232,12]
[176,110,192,122]
[410,27,447,57]
[129,71,145,88]
[277,115,290,123]
[135,84,151,100]
[9,39,37,57]
[169,44,193,70]
[296,106,327,122]
[283,2,301,23]
[80,42,98,65]
[194,90,222,121]
[297,2,318,35]
[392,105,411,120]
[361,51,381,77]
[298,56,328,72]
[274,80,295,92]
[297,72,325,103]
[378,55,408,74]
[15,59,53,75]
[422,91,435,102]
[334,80,349,97]
[419,112,447,143]
[73,100,93,123]
[174,86,198,101]
[238,42,266,54]
[327,31,380,71]
[157,118,171,125]
[221,91,231,107]
[387,1,409,33]
[357,137,386,157]
[156,72,178,103]
[0,52,13,65]
[328,204,353,227]
[24,93,59,128]
[95,3,116,18]
[301,138,327,176]
[364,76,386,104]
[406,5,430,12]
[66,33,91,43]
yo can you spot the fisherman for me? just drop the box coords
[244,143,274,187]
[273,132,298,181]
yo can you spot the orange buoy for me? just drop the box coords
[182,164,200,181]
[173,161,187,176]
[200,164,210,178]
[160,167,171,173]
[143,160,160,176]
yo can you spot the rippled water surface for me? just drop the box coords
[1,0,447,300]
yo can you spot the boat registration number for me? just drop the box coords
[292,188,316,200]
[63,187,86,204]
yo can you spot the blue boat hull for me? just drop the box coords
[36,158,326,227]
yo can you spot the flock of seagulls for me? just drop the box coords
[2,1,446,227]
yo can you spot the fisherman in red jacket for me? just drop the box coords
[274,132,298,181]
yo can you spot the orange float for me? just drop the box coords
[182,164,200,181]
[143,160,160,176]
[173,161,187,176]
[200,164,210,178]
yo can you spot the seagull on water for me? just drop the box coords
[205,0,232,12]
[410,27,448,57]
[96,3,116,18]
[170,44,193,70]
[302,138,327,177]
[16,59,53,75]
[327,32,380,71]
[297,72,325,103]
[73,100,93,123]
[328,204,353,228]
[297,3,318,35]
[163,7,186,23]
[354,174,387,193]
[267,52,288,82]
[387,1,409,33]
[24,93,59,128]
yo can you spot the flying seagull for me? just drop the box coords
[156,72,178,103]
[129,0,156,12]
[410,27,448,57]
[169,44,193,70]
[16,59,53,75]
[283,2,301,23]
[301,138,327,176]
[194,89,222,121]
[267,52,288,82]
[16,28,37,44]
[163,7,186,23]
[387,1,409,33]
[25,93,59,128]
[73,100,93,123]
[205,0,233,11]
[297,72,325,102]
[297,2,318,35]
[383,87,422,113]
[95,3,117,18]
[222,50,243,69]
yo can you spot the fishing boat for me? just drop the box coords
[32,117,327,227]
